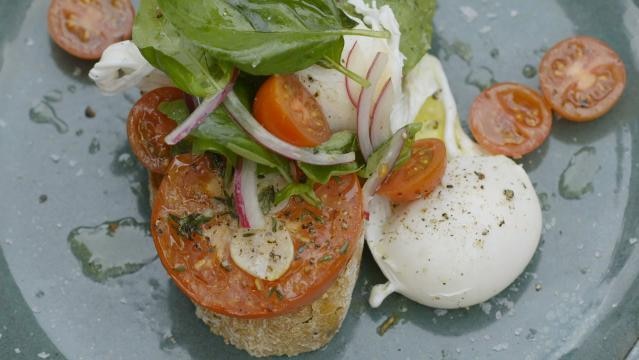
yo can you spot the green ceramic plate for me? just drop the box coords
[1,0,638,359]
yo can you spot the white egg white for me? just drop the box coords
[367,155,542,309]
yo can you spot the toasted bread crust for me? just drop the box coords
[149,173,363,357]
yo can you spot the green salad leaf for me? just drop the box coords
[158,99,290,177]
[298,131,362,184]
[360,123,422,179]
[337,0,437,72]
[133,0,233,97]
[275,183,321,207]
[371,0,437,72]
[155,0,386,76]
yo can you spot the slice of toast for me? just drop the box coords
[149,173,364,357]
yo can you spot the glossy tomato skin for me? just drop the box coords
[127,87,185,174]
[539,36,626,122]
[253,75,331,148]
[151,155,364,318]
[47,0,135,60]
[469,83,553,159]
[378,138,447,203]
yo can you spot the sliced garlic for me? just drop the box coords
[230,221,294,281]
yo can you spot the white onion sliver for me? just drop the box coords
[362,127,407,215]
[370,78,394,149]
[357,52,389,159]
[233,159,266,229]
[224,92,356,165]
[164,69,239,145]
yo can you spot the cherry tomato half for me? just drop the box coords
[377,138,447,203]
[127,87,184,174]
[151,155,364,318]
[253,75,332,148]
[47,0,135,60]
[539,36,626,122]
[469,83,553,158]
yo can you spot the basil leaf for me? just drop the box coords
[133,0,233,97]
[275,183,321,207]
[360,123,422,178]
[156,0,382,75]
[370,0,437,72]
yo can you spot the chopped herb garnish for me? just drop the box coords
[268,287,284,300]
[169,213,212,240]
[504,189,515,201]
[174,264,186,273]
[258,185,275,214]
[319,255,333,263]
[272,218,278,233]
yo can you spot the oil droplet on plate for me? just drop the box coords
[465,66,496,92]
[559,146,600,200]
[68,218,157,282]
[522,65,537,79]
[43,89,63,103]
[537,193,551,211]
[29,102,69,134]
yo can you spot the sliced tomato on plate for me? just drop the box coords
[539,36,626,122]
[469,83,553,159]
[127,87,185,174]
[151,154,364,318]
[253,75,332,148]
[47,0,135,60]
[377,138,447,203]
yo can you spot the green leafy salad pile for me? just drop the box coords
[132,0,436,205]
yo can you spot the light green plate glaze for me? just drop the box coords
[1,0,638,359]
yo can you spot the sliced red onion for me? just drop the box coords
[362,127,407,215]
[358,52,389,160]
[164,69,239,145]
[233,159,266,229]
[345,41,363,107]
[224,92,356,165]
[370,78,394,150]
[184,94,200,113]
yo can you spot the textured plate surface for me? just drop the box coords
[1,0,638,359]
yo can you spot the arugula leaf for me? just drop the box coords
[369,0,437,72]
[155,0,386,76]
[133,0,233,97]
[275,183,321,208]
[360,123,422,179]
[297,131,362,184]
